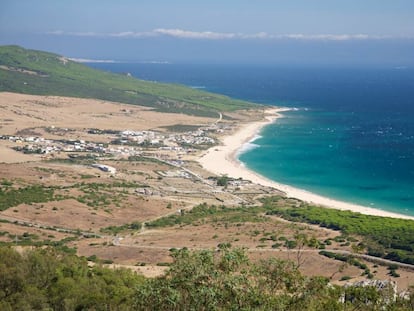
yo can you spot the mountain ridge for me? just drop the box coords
[0,45,255,117]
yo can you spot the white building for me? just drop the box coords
[91,164,116,174]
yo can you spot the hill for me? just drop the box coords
[0,45,255,116]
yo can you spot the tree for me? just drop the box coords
[0,246,144,310]
[216,175,229,187]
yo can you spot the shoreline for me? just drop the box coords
[198,108,414,221]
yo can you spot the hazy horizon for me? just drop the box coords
[1,1,414,66]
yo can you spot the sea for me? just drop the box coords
[88,63,414,217]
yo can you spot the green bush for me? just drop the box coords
[340,276,352,281]
[0,246,144,310]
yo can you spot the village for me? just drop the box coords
[1,124,220,159]
[0,120,272,205]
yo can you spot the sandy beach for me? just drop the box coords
[198,108,414,220]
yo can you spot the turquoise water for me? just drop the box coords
[240,109,414,216]
[89,64,414,216]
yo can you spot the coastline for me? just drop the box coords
[198,108,414,221]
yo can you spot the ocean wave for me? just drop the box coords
[249,134,262,143]
[289,107,309,111]
[237,142,260,156]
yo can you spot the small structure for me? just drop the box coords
[91,164,116,174]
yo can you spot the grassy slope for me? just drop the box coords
[0,45,255,116]
[262,197,414,265]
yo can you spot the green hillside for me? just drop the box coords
[0,45,255,116]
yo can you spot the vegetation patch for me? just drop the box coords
[0,245,412,310]
[319,251,372,278]
[100,222,142,235]
[0,185,56,211]
[73,181,145,208]
[161,124,202,132]
[0,236,78,254]
[126,156,172,166]
[47,154,97,165]
[146,203,267,228]
[137,247,410,310]
[0,246,144,310]
[264,198,414,265]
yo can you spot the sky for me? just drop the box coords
[1,0,414,65]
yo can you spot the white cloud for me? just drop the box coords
[108,31,156,38]
[46,30,100,37]
[46,29,406,41]
[275,34,376,41]
[153,28,237,39]
[46,30,155,38]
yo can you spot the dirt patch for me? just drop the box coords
[0,92,215,138]
[0,142,40,164]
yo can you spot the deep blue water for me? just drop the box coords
[89,63,414,216]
